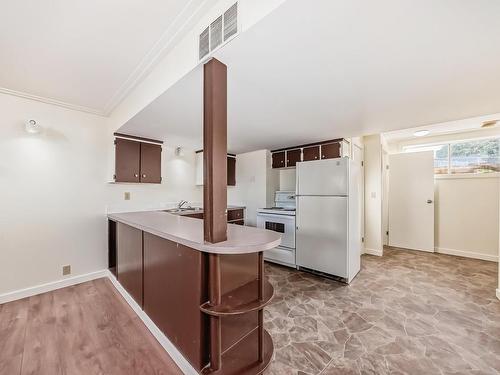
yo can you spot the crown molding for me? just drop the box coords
[101,0,215,116]
[0,87,106,116]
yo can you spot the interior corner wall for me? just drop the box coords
[363,134,383,255]
[227,150,270,226]
[0,93,108,295]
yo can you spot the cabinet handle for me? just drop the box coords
[142,174,146,178]
[134,174,139,178]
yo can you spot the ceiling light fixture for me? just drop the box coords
[175,146,184,157]
[25,119,42,134]
[414,130,430,137]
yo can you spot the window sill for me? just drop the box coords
[435,172,500,180]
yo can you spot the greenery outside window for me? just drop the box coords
[403,137,500,175]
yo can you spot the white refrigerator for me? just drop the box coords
[296,157,361,283]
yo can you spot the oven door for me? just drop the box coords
[256,213,295,249]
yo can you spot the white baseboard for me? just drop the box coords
[106,271,198,375]
[435,247,498,262]
[364,248,383,257]
[0,270,108,305]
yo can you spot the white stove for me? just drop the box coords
[257,191,296,268]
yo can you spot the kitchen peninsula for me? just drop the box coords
[108,210,280,374]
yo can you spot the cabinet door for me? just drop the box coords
[143,234,206,369]
[321,142,341,159]
[286,149,302,167]
[115,138,140,182]
[272,151,285,168]
[140,143,162,183]
[303,146,320,161]
[227,208,244,221]
[116,223,143,307]
[227,156,236,186]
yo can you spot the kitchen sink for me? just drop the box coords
[165,207,202,213]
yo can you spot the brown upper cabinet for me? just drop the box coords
[271,139,346,169]
[227,155,236,186]
[321,142,341,160]
[115,137,162,183]
[303,145,320,161]
[286,149,302,167]
[272,151,286,168]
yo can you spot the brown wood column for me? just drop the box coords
[203,58,228,244]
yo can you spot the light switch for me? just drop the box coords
[124,192,131,200]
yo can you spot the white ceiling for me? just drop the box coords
[0,0,216,115]
[119,0,500,153]
[383,113,500,143]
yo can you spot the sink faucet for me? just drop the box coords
[178,200,189,209]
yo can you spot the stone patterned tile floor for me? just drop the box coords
[263,247,500,375]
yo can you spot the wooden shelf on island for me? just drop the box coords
[200,280,274,317]
[201,328,273,375]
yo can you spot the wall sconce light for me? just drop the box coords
[175,146,184,157]
[25,119,42,134]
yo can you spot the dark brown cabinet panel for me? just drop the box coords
[227,208,244,221]
[116,223,143,307]
[227,156,236,186]
[143,233,207,370]
[115,137,162,184]
[185,212,204,219]
[272,151,285,168]
[303,145,320,161]
[140,143,162,183]
[286,149,302,167]
[115,138,141,182]
[321,142,341,159]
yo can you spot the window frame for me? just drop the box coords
[402,135,500,176]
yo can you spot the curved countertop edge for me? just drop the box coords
[108,211,282,255]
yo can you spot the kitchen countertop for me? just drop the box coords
[108,210,281,255]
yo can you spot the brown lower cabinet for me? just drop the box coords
[116,223,143,307]
[143,233,208,369]
[109,221,273,374]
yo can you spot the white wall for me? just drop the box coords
[0,93,108,295]
[227,150,277,226]
[279,169,296,191]
[363,134,383,255]
[106,147,202,213]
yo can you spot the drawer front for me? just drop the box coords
[227,209,244,221]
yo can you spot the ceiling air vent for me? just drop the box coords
[224,3,238,41]
[199,2,238,61]
[199,26,210,60]
[211,16,223,50]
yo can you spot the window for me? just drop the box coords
[403,137,500,175]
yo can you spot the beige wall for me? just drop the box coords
[434,176,499,261]
[279,169,296,191]
[388,129,500,263]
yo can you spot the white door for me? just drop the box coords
[296,196,348,277]
[388,152,434,252]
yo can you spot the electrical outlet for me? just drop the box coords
[62,265,71,276]
[124,192,131,200]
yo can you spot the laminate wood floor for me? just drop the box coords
[0,278,182,375]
